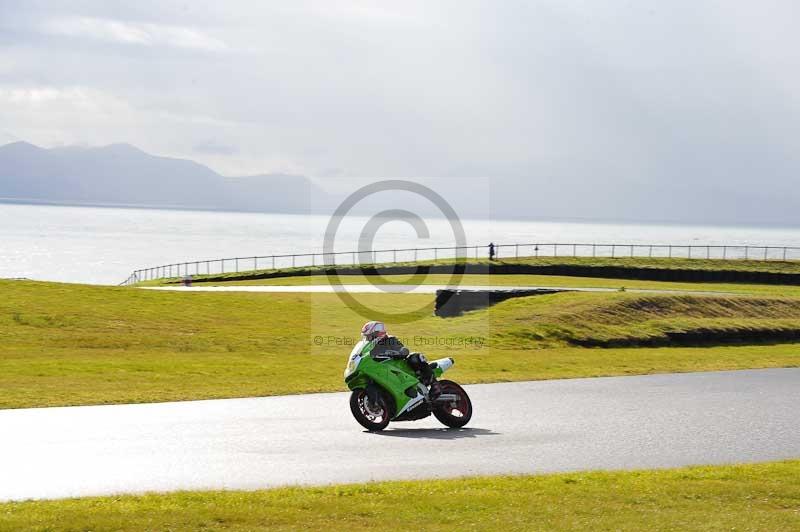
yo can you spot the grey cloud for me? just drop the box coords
[193,140,239,155]
[0,0,798,225]
[40,16,229,51]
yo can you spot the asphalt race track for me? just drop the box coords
[1,368,798,501]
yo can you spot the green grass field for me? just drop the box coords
[208,272,800,297]
[2,460,798,531]
[142,255,800,299]
[1,279,799,408]
[146,256,800,286]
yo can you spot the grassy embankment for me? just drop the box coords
[205,273,800,297]
[1,279,799,408]
[141,256,800,297]
[2,460,799,531]
[143,256,800,281]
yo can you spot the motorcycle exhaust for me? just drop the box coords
[432,393,459,402]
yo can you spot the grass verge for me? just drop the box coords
[1,460,799,531]
[142,256,800,287]
[1,280,799,408]
[208,272,800,297]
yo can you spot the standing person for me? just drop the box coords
[488,242,496,261]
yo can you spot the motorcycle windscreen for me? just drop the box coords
[349,339,371,359]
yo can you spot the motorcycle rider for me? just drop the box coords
[360,320,439,395]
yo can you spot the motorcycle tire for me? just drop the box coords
[349,388,391,431]
[432,380,472,428]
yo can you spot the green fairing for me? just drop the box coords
[344,339,446,418]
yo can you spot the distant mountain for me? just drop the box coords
[0,141,325,213]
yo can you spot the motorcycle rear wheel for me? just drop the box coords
[350,388,391,431]
[432,380,472,428]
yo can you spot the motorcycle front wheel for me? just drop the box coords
[349,388,391,431]
[433,380,472,428]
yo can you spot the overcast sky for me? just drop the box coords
[1,1,798,224]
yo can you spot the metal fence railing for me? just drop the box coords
[119,242,800,286]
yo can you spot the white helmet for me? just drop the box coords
[361,320,387,340]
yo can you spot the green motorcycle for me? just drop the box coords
[344,338,473,431]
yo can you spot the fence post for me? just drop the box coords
[649,245,653,258]
[611,244,615,258]
[394,249,397,263]
[723,246,727,260]
[592,244,596,257]
[668,245,672,258]
[764,247,768,261]
[517,244,520,258]
[272,256,275,269]
[688,246,692,259]
[745,247,749,260]
[707,246,710,259]
[434,248,438,261]
[784,247,788,261]
[630,245,634,258]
